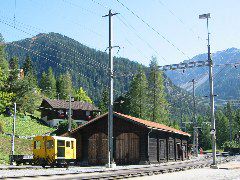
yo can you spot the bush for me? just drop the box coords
[52,121,78,136]
[222,141,240,150]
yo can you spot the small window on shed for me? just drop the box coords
[71,141,74,149]
[66,141,71,148]
[46,140,54,149]
[34,141,41,149]
[86,111,90,116]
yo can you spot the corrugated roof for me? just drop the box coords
[67,112,190,137]
[42,99,99,111]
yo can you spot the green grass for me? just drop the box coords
[0,134,32,164]
[0,112,55,164]
[0,113,54,136]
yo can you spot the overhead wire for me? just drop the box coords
[156,0,203,41]
[8,40,109,92]
[114,0,191,60]
[0,17,110,72]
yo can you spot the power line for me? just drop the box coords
[0,17,110,72]
[156,0,203,41]
[88,0,109,10]
[114,0,191,60]
[9,41,109,92]
[61,0,102,17]
[117,15,168,64]
[0,14,109,69]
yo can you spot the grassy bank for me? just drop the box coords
[0,134,32,164]
[0,113,55,164]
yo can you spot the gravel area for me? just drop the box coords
[130,156,240,180]
[130,167,240,180]
[0,155,238,179]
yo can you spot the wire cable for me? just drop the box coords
[114,0,191,60]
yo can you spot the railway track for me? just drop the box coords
[1,156,236,179]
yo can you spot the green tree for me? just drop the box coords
[0,41,12,112]
[8,56,19,82]
[53,121,78,136]
[40,67,57,99]
[56,72,72,99]
[148,57,169,124]
[198,115,211,150]
[127,68,148,119]
[0,43,9,84]
[225,102,234,141]
[98,88,109,114]
[23,55,34,76]
[75,87,92,103]
[22,55,37,87]
[40,71,47,91]
[215,109,229,147]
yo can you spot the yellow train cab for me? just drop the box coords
[33,136,76,167]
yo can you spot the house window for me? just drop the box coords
[58,110,65,118]
[86,111,90,116]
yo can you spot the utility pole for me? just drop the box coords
[103,9,119,168]
[192,79,198,157]
[199,13,217,167]
[11,103,16,165]
[68,94,72,132]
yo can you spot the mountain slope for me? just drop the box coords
[166,48,240,101]
[4,32,208,119]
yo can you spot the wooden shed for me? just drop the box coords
[65,112,191,165]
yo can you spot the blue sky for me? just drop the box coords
[0,0,239,66]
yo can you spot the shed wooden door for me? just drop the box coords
[168,139,174,160]
[159,139,167,161]
[88,133,108,165]
[115,133,140,164]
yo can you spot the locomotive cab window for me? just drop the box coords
[46,140,54,149]
[66,141,71,148]
[71,141,74,149]
[57,140,65,146]
[34,141,41,149]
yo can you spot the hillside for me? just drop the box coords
[4,32,208,119]
[0,114,55,164]
[166,48,240,102]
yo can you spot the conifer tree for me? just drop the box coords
[22,55,37,87]
[9,56,19,82]
[41,67,57,99]
[148,57,169,124]
[0,39,13,112]
[216,109,229,147]
[0,42,9,84]
[98,88,109,113]
[127,68,148,119]
[40,71,47,90]
[56,72,72,100]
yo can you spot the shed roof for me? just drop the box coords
[67,112,191,137]
[41,99,99,111]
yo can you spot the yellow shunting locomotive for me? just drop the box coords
[33,136,76,167]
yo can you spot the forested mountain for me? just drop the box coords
[166,48,240,102]
[4,32,208,120]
